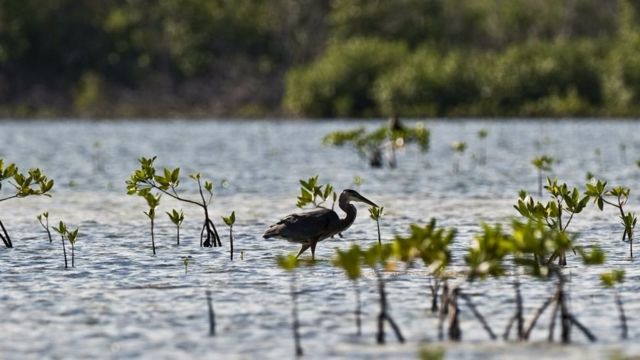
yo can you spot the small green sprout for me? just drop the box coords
[143,192,161,255]
[585,179,637,257]
[222,211,236,260]
[166,209,184,246]
[37,212,53,243]
[182,255,193,275]
[477,129,489,165]
[531,155,554,196]
[53,221,77,268]
[451,141,466,172]
[369,206,384,246]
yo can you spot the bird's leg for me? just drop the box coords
[296,244,310,258]
[310,240,318,261]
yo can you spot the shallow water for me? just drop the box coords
[1,119,639,359]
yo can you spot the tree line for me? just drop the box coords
[1,0,639,118]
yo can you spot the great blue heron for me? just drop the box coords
[263,189,378,260]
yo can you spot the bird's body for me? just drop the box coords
[263,189,377,259]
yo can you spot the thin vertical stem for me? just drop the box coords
[176,225,180,246]
[71,244,75,267]
[291,272,303,356]
[61,235,68,269]
[376,219,381,246]
[447,288,461,341]
[615,289,628,339]
[206,290,215,336]
[229,226,234,261]
[150,218,156,255]
[376,269,386,344]
[354,279,362,336]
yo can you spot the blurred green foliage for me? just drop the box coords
[3,0,640,117]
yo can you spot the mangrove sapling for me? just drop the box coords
[127,157,222,248]
[333,245,364,336]
[276,254,304,357]
[53,221,72,269]
[585,180,637,258]
[531,155,554,197]
[392,219,455,314]
[37,212,53,243]
[509,219,602,343]
[477,129,489,165]
[67,227,79,267]
[368,206,384,246]
[600,270,627,339]
[361,243,405,345]
[450,141,466,173]
[166,209,184,246]
[222,211,236,260]
[182,256,193,275]
[514,178,590,265]
[322,120,430,169]
[0,161,54,248]
[143,193,161,255]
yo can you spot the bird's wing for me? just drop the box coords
[263,208,340,242]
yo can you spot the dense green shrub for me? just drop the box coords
[283,38,408,117]
[374,48,483,116]
[479,40,605,115]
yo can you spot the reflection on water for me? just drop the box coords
[0,119,639,359]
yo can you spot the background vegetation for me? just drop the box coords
[2,0,640,118]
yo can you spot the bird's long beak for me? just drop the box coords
[354,192,378,207]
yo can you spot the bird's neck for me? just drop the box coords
[338,200,357,231]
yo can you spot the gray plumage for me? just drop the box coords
[263,189,378,259]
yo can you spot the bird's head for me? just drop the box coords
[340,189,378,207]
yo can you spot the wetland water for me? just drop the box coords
[1,119,639,359]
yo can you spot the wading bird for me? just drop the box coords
[263,189,378,260]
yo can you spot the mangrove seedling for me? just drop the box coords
[477,129,489,165]
[0,160,54,248]
[67,227,79,267]
[333,244,364,336]
[277,254,304,357]
[585,180,637,258]
[322,119,429,168]
[222,211,236,260]
[52,221,69,269]
[600,270,627,339]
[362,243,405,345]
[531,155,554,196]
[369,206,384,246]
[451,141,466,173]
[392,219,455,314]
[37,212,53,243]
[143,192,161,255]
[126,156,222,248]
[296,175,335,209]
[514,178,590,265]
[166,209,184,246]
[182,255,193,275]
